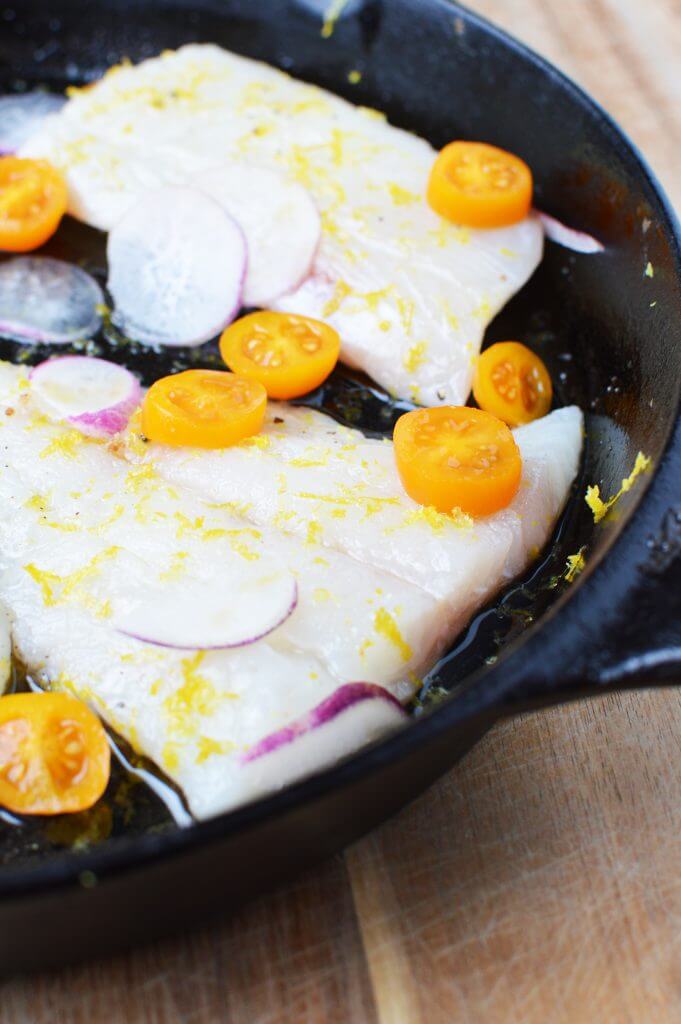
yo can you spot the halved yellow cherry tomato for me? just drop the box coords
[427,141,533,228]
[474,341,552,427]
[141,369,267,449]
[220,311,341,400]
[0,156,68,252]
[0,692,110,816]
[393,406,522,517]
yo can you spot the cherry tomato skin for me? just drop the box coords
[393,405,522,517]
[427,141,533,229]
[0,157,68,252]
[0,692,110,816]
[474,341,552,427]
[141,369,267,449]
[220,312,340,400]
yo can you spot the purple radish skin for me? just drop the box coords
[242,682,407,764]
[538,211,605,254]
[30,356,143,438]
[115,578,298,651]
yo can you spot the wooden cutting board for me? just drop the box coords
[2,1,680,1020]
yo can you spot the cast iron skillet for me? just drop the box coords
[0,0,679,974]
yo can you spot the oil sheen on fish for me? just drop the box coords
[20,45,543,405]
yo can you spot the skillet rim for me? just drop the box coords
[0,0,680,903]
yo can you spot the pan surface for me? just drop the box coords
[0,0,679,972]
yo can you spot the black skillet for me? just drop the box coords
[0,0,680,975]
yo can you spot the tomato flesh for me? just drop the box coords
[474,341,552,427]
[0,157,68,252]
[142,369,267,449]
[427,141,533,228]
[393,406,522,517]
[220,311,340,399]
[0,692,110,816]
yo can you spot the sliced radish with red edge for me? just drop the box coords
[107,186,246,348]
[30,356,142,437]
[538,211,605,253]
[0,257,103,344]
[197,163,320,307]
[239,683,407,797]
[115,572,297,650]
[242,682,407,764]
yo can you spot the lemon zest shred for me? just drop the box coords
[565,547,587,582]
[374,608,412,662]
[306,520,323,546]
[196,736,235,764]
[403,341,428,374]
[585,452,652,523]
[125,461,157,493]
[39,429,88,460]
[323,279,352,317]
[242,433,271,451]
[321,0,351,39]
[162,743,180,771]
[388,182,420,206]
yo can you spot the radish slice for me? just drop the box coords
[197,164,320,307]
[107,186,246,347]
[0,92,66,154]
[242,683,407,763]
[30,356,142,437]
[0,257,103,344]
[115,572,297,650]
[239,683,407,796]
[538,211,605,253]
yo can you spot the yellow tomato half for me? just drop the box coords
[141,369,267,449]
[393,405,522,517]
[0,692,110,816]
[474,341,552,427]
[220,311,340,400]
[0,157,68,252]
[427,141,533,228]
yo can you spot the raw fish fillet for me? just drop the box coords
[0,363,581,818]
[123,402,584,631]
[20,45,543,404]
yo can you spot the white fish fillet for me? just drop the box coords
[0,363,582,819]
[20,45,543,404]
[123,402,584,629]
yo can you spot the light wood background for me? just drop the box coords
[2,1,681,1020]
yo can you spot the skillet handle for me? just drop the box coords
[497,434,681,714]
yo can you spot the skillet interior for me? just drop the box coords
[0,0,679,933]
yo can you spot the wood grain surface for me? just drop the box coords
[2,1,680,1021]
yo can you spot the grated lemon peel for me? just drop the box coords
[585,452,652,524]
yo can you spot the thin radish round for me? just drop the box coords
[30,356,142,437]
[107,186,246,347]
[239,683,407,798]
[0,92,66,154]
[0,257,103,344]
[538,211,605,253]
[197,164,320,307]
[241,683,407,764]
[115,573,297,650]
